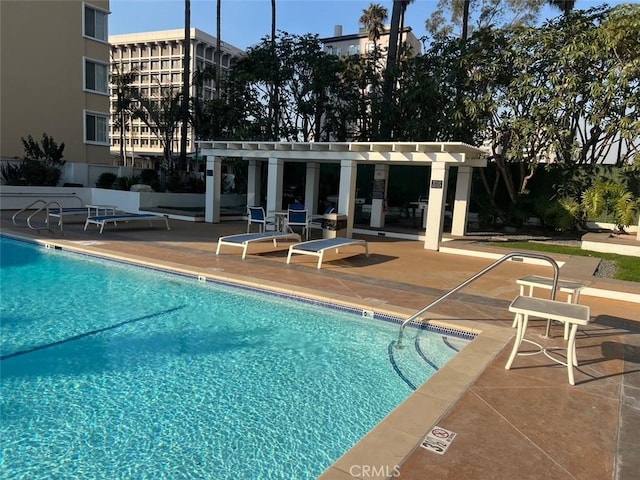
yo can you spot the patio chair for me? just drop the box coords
[285,207,310,240]
[247,206,275,233]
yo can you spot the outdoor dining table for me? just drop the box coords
[269,211,289,232]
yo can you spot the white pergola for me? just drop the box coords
[198,141,488,250]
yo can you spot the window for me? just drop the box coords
[84,58,108,94]
[348,45,360,56]
[84,4,107,42]
[85,111,109,145]
[366,42,375,53]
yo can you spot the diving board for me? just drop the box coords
[286,238,369,269]
[216,231,302,259]
[84,213,170,234]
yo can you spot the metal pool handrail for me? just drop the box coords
[12,199,62,236]
[395,252,560,349]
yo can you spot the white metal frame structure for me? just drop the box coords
[198,141,488,251]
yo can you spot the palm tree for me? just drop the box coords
[461,0,471,41]
[398,0,414,55]
[269,0,279,139]
[380,0,403,139]
[216,0,221,99]
[359,3,388,50]
[548,0,576,16]
[110,63,139,165]
[134,84,183,172]
[179,0,191,168]
[271,0,276,43]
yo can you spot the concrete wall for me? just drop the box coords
[0,185,205,212]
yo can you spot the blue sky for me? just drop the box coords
[109,0,623,51]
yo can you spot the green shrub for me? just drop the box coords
[0,133,65,186]
[0,162,25,185]
[166,174,185,193]
[116,175,140,191]
[139,169,161,191]
[96,172,118,189]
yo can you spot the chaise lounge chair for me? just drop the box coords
[216,231,301,259]
[84,212,171,234]
[286,237,369,269]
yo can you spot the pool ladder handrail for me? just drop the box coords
[395,252,560,349]
[12,199,64,236]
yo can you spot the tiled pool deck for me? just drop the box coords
[2,212,639,480]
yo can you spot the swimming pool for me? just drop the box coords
[0,236,472,479]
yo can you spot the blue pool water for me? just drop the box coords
[0,236,471,479]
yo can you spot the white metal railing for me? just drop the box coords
[395,252,560,349]
[12,199,65,236]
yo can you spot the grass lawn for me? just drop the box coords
[488,241,640,283]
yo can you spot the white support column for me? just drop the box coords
[451,166,472,236]
[246,159,261,207]
[304,162,320,214]
[205,155,222,223]
[266,156,284,215]
[338,160,357,238]
[370,164,389,228]
[424,162,449,250]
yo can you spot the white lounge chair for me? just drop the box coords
[216,231,301,259]
[84,213,170,234]
[286,237,369,269]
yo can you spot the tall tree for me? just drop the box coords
[359,3,388,49]
[216,0,222,99]
[379,0,404,139]
[179,0,191,168]
[548,0,576,16]
[269,0,279,139]
[133,84,183,172]
[399,1,415,51]
[271,0,276,43]
[110,63,138,165]
[425,0,543,39]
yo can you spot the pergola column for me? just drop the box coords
[424,162,449,250]
[451,166,472,236]
[338,160,357,238]
[205,155,222,223]
[370,164,389,228]
[304,162,320,215]
[246,159,261,207]
[266,156,284,214]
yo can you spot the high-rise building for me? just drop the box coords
[320,24,421,59]
[109,29,244,166]
[0,0,112,165]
